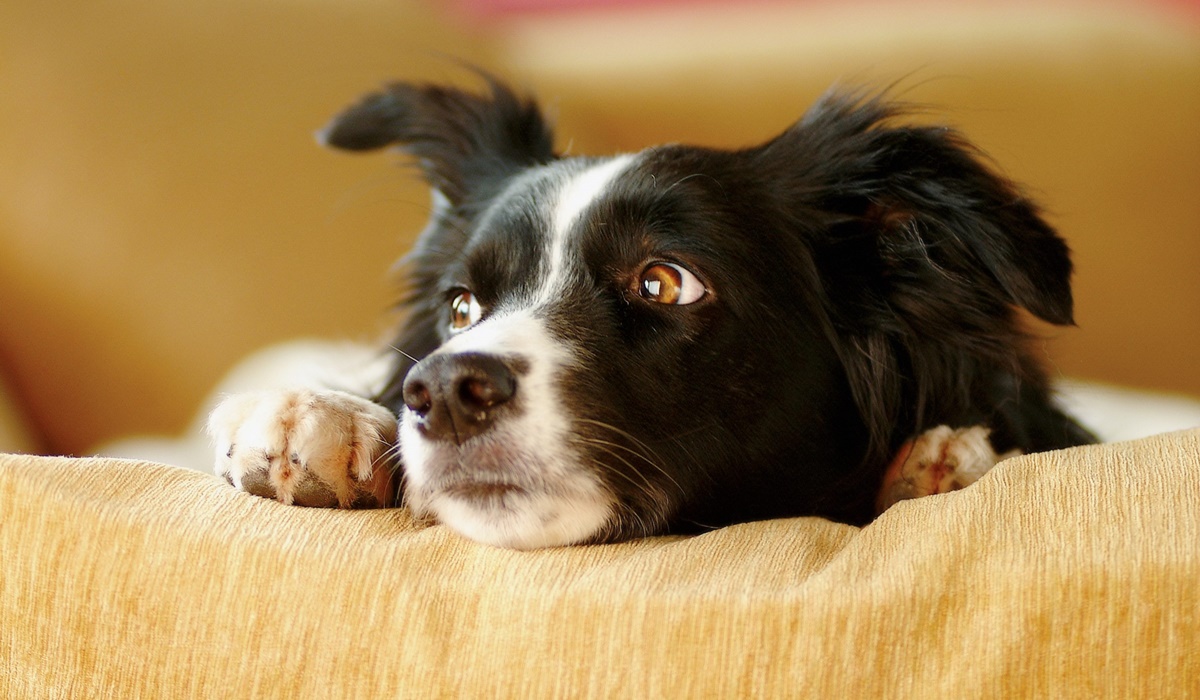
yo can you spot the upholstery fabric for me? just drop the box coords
[2,430,1198,698]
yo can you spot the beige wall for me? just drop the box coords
[2,1,1197,454]
[0,1,497,453]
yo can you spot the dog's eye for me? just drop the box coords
[449,291,482,331]
[637,263,706,305]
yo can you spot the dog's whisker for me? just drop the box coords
[660,431,723,488]
[660,171,726,199]
[370,441,403,472]
[387,345,421,365]
[590,413,720,485]
[580,436,685,499]
[599,491,655,540]
[575,418,668,463]
[575,419,687,497]
[576,441,673,538]
[582,439,666,499]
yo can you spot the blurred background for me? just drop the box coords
[1,0,1197,456]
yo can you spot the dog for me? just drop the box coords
[207,77,1095,549]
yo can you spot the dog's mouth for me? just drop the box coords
[441,479,527,504]
[402,430,615,549]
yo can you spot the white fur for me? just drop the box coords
[392,158,638,548]
[425,483,613,550]
[195,156,645,549]
[207,388,397,507]
[536,155,635,306]
[874,424,1016,515]
[400,309,614,549]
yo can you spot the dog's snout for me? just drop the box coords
[403,353,518,444]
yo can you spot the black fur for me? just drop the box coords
[322,78,1094,537]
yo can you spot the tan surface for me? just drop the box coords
[1,1,1198,455]
[3,429,1198,697]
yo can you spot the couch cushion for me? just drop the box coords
[2,429,1197,696]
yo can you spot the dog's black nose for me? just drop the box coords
[402,353,517,444]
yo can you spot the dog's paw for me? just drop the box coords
[875,425,1019,516]
[207,389,398,508]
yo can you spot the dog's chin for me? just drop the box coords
[419,487,612,550]
[400,421,613,550]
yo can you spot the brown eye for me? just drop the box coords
[449,291,482,331]
[638,263,706,305]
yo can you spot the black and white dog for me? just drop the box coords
[208,77,1095,549]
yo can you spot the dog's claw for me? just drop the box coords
[875,425,1018,516]
[207,389,399,509]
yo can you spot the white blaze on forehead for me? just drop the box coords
[551,155,636,238]
[397,158,642,548]
[537,154,636,304]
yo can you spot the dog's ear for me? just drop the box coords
[319,76,556,205]
[764,91,1077,456]
[774,91,1075,327]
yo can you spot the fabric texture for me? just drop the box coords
[2,430,1198,698]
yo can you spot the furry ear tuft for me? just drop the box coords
[774,90,1075,328]
[866,127,1076,328]
[319,75,556,204]
[767,90,1079,459]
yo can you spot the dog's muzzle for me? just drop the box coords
[402,353,519,445]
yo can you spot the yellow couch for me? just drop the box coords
[3,430,1198,696]
[2,1,1199,695]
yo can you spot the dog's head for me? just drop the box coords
[321,78,1075,548]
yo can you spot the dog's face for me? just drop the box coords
[321,79,1076,549]
[387,151,859,549]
